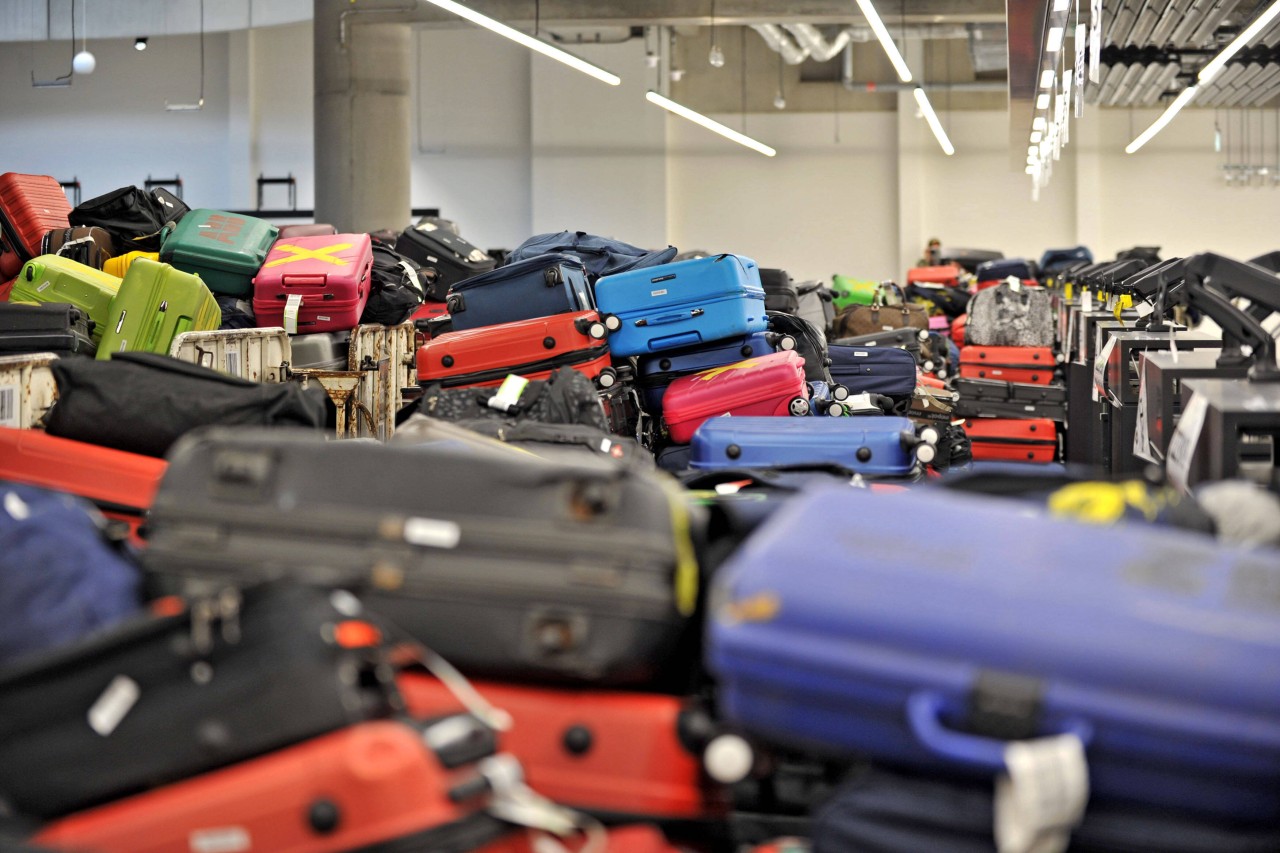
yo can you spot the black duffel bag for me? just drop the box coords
[69,186,191,252]
[361,241,425,326]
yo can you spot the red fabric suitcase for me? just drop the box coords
[34,719,521,853]
[974,277,1039,292]
[905,265,961,287]
[277,223,338,239]
[398,673,726,822]
[417,310,617,390]
[952,313,967,348]
[663,350,809,444]
[252,234,373,334]
[0,426,165,545]
[958,345,1055,384]
[965,417,1057,462]
[0,173,71,265]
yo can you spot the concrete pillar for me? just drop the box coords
[313,0,412,232]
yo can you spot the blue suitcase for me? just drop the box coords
[594,254,768,357]
[976,257,1034,282]
[708,486,1280,823]
[1039,245,1093,277]
[689,416,930,475]
[828,344,917,400]
[444,252,593,331]
[637,331,785,416]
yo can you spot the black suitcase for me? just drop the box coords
[142,428,699,685]
[954,377,1068,420]
[0,583,397,820]
[760,268,799,314]
[394,220,496,301]
[0,303,96,356]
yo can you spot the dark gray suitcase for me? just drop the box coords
[0,303,96,356]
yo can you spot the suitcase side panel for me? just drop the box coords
[663,352,808,444]
[690,416,918,475]
[97,260,221,358]
[0,174,72,261]
[252,235,373,333]
[828,346,917,398]
[11,257,122,343]
[959,346,1055,385]
[160,210,279,297]
[418,311,607,384]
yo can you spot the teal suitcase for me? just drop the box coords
[96,258,221,359]
[159,209,278,297]
[11,256,121,344]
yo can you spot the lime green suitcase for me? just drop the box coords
[158,209,278,297]
[96,258,221,359]
[830,274,881,312]
[11,256,121,344]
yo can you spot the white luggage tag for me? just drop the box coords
[283,294,303,335]
[488,374,529,412]
[1007,276,1023,293]
[994,733,1089,853]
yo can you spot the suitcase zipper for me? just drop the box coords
[969,436,1056,446]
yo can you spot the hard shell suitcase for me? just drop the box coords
[689,416,929,476]
[707,485,1280,823]
[596,254,768,358]
[159,209,279,297]
[40,226,115,269]
[830,274,880,311]
[0,174,71,264]
[418,311,616,391]
[445,253,593,332]
[10,256,120,344]
[277,223,338,239]
[1040,246,1093,277]
[952,314,967,347]
[975,257,1034,282]
[954,378,1067,421]
[905,266,961,287]
[760,268,799,314]
[638,331,785,416]
[252,234,373,334]
[959,346,1055,385]
[169,327,291,382]
[0,304,95,356]
[101,250,159,279]
[795,279,834,338]
[827,345,917,403]
[0,353,59,429]
[965,416,1057,462]
[662,351,809,444]
[395,220,496,301]
[96,259,221,359]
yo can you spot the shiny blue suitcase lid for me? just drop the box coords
[689,415,918,475]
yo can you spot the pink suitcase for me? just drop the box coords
[253,234,373,334]
[662,350,809,444]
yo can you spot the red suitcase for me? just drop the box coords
[965,417,1057,462]
[974,277,1039,292]
[0,173,71,265]
[0,426,165,545]
[417,310,618,390]
[663,350,809,444]
[952,313,967,348]
[958,345,1055,384]
[34,719,522,853]
[252,234,373,334]
[905,265,961,287]
[398,673,726,822]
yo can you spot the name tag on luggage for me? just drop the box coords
[283,294,303,334]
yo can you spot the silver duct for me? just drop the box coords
[749,24,810,64]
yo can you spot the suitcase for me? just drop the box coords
[33,719,514,853]
[830,274,879,312]
[708,485,1280,823]
[347,322,417,441]
[966,282,1054,347]
[40,226,115,269]
[252,234,373,334]
[952,313,967,347]
[0,353,59,429]
[0,304,95,356]
[418,311,616,391]
[169,327,291,382]
[954,377,1067,421]
[596,254,768,358]
[638,331,784,416]
[662,351,809,445]
[159,209,279,297]
[446,253,593,333]
[395,219,497,301]
[760,268,799,314]
[0,583,397,819]
[827,345,917,403]
[1040,245,1093,277]
[795,279,834,338]
[965,416,1057,462]
[10,256,121,344]
[905,265,961,287]
[0,174,72,264]
[141,429,699,685]
[96,259,221,359]
[938,247,1002,273]
[959,346,1055,385]
[102,250,159,278]
[0,426,165,543]
[277,223,338,238]
[292,330,350,369]
[689,416,930,476]
[398,673,724,821]
[975,257,1034,282]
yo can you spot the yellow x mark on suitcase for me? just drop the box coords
[264,242,354,268]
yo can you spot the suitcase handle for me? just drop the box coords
[906,691,1093,771]
[635,308,704,328]
[281,274,329,286]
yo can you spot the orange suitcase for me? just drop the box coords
[905,265,961,287]
[958,345,1055,385]
[965,417,1057,462]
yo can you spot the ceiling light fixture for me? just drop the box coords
[1033,116,1048,131]
[1030,130,1043,143]
[1036,92,1051,109]
[1198,0,1280,84]
[1046,26,1064,53]
[1125,86,1199,153]
[134,37,148,51]
[646,91,777,156]
[1040,70,1054,88]
[914,87,955,155]
[854,0,913,83]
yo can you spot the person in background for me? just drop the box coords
[919,237,942,266]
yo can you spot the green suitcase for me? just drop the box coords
[159,209,278,297]
[11,256,121,344]
[96,258,221,359]
[830,274,881,312]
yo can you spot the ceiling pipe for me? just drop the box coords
[783,23,851,61]
[750,24,810,64]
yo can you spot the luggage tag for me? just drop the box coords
[283,293,303,335]
[488,374,529,413]
[994,733,1089,853]
[1007,276,1023,293]
[1080,289,1093,313]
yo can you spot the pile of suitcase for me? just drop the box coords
[2,171,1280,853]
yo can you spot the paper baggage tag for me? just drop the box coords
[994,733,1089,853]
[489,374,529,412]
[1132,373,1157,463]
[1081,290,1093,313]
[283,294,303,335]
[1092,337,1116,399]
[0,383,17,428]
[1134,300,1154,318]
[1166,391,1208,493]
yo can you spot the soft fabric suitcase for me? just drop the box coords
[707,485,1280,823]
[141,429,699,685]
[638,331,785,416]
[70,186,189,253]
[760,268,799,314]
[596,254,768,358]
[96,259,220,359]
[767,311,831,384]
[965,281,1054,347]
[965,416,1057,462]
[11,256,120,344]
[415,367,610,433]
[975,257,1034,282]
[689,416,931,475]
[394,219,496,301]
[0,582,397,819]
[101,250,159,279]
[0,354,60,428]
[418,310,616,390]
[1040,245,1093,277]
[505,230,677,283]
[905,266,961,287]
[0,174,71,264]
[40,226,115,269]
[830,274,879,312]
[445,253,593,332]
[0,304,95,356]
[252,233,373,334]
[959,345,1055,385]
[662,351,809,444]
[795,279,834,338]
[169,327,291,382]
[276,223,337,238]
[827,345,917,405]
[159,209,278,297]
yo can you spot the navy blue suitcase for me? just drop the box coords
[708,486,1280,823]
[594,254,768,357]
[689,416,931,475]
[828,345,916,401]
[444,252,593,331]
[1039,246,1093,277]
[975,257,1034,282]
[637,331,785,416]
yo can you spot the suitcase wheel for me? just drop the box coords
[596,368,618,390]
[916,443,937,464]
[788,397,811,417]
[776,334,797,352]
[602,314,622,332]
[917,425,940,445]
[831,384,850,401]
[916,329,929,342]
[826,401,848,417]
[923,359,936,373]
[936,367,948,379]
[574,317,609,340]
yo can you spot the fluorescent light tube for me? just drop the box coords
[646,91,777,156]
[914,87,955,155]
[1033,116,1048,131]
[1053,0,1070,10]
[1026,164,1037,174]
[1198,0,1280,84]
[854,0,914,82]
[1030,130,1043,143]
[1037,93,1051,109]
[1028,145,1039,155]
[1125,86,1199,153]
[1046,27,1065,53]
[1040,70,1055,88]
[421,0,620,86]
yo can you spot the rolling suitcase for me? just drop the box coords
[637,331,786,416]
[952,313,967,347]
[445,253,592,332]
[40,226,115,269]
[0,174,72,264]
[827,345,916,404]
[418,311,617,391]
[10,256,120,344]
[252,234,373,334]
[0,354,59,430]
[707,485,1280,823]
[965,416,1057,462]
[394,219,496,301]
[0,304,95,356]
[662,351,809,444]
[159,209,279,297]
[1040,246,1092,277]
[169,327,291,382]
[96,259,221,359]
[954,377,1067,421]
[959,346,1055,385]
[795,280,834,338]
[101,250,159,278]
[975,257,1034,282]
[905,266,961,287]
[830,274,879,312]
[760,268,799,314]
[689,416,932,476]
